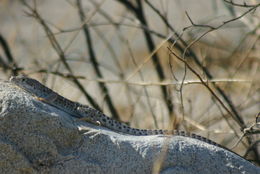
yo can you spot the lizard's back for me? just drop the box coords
[10,75,242,158]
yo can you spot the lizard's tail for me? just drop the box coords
[78,106,222,148]
[79,107,221,147]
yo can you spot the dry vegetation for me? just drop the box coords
[0,0,259,165]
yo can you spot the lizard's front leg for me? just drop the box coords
[36,93,58,103]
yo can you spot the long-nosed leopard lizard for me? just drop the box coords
[9,75,244,158]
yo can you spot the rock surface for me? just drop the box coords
[0,80,259,174]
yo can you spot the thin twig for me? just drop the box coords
[182,4,260,129]
[22,0,101,111]
[223,0,260,8]
[0,34,21,75]
[117,0,175,116]
[76,0,120,120]
[167,46,243,127]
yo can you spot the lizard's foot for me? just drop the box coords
[83,129,102,139]
[80,117,101,126]
[96,121,101,126]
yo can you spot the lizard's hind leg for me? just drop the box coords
[77,106,102,126]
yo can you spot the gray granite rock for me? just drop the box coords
[0,80,259,174]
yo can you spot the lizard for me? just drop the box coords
[9,75,244,157]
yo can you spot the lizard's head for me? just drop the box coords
[10,75,53,97]
[10,75,41,92]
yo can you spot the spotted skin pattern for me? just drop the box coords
[10,75,245,158]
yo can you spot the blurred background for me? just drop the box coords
[0,0,259,164]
